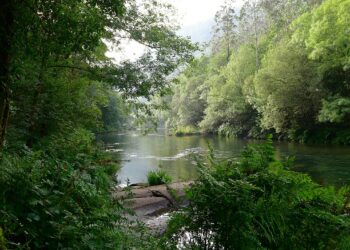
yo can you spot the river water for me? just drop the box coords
[100,132,350,187]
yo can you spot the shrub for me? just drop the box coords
[165,140,350,249]
[174,126,200,136]
[0,149,159,249]
[147,170,172,186]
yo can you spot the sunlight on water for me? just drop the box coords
[99,133,350,187]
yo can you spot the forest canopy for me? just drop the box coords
[160,0,350,144]
[0,0,196,149]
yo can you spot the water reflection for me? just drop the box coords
[99,133,350,187]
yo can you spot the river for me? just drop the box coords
[100,132,350,187]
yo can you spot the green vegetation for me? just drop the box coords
[160,0,350,144]
[0,0,349,248]
[0,227,6,250]
[147,170,173,186]
[1,143,129,249]
[0,0,194,248]
[166,140,350,249]
[173,126,200,136]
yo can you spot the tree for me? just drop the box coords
[0,0,124,148]
[238,0,268,70]
[292,0,350,124]
[212,0,238,62]
[252,40,322,133]
[260,0,322,30]
[0,0,195,149]
[163,0,349,143]
[200,45,258,136]
[292,0,350,72]
[101,92,129,131]
[0,1,14,150]
[166,57,209,130]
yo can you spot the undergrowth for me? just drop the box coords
[165,139,350,249]
[0,129,158,249]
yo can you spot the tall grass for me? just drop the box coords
[147,169,172,186]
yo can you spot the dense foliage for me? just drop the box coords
[0,0,195,248]
[166,140,350,249]
[161,0,350,144]
[1,0,349,248]
[0,133,157,249]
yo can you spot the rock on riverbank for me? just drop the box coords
[113,181,193,235]
[114,181,193,217]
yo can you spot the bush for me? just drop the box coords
[147,170,172,186]
[165,140,350,249]
[173,126,200,136]
[0,148,159,249]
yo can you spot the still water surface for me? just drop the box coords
[100,132,350,187]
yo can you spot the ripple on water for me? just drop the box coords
[123,147,207,161]
[105,148,124,153]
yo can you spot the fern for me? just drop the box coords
[166,142,350,249]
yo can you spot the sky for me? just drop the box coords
[106,0,237,62]
[171,0,226,42]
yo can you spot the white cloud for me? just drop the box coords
[172,0,226,26]
[106,0,243,61]
[105,39,146,64]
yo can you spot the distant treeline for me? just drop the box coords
[159,0,350,144]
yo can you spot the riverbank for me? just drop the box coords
[100,133,350,187]
[114,182,192,234]
[114,181,192,216]
[169,129,350,146]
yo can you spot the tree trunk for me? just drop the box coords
[0,1,14,150]
[26,56,46,148]
[253,4,259,71]
[0,85,10,150]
